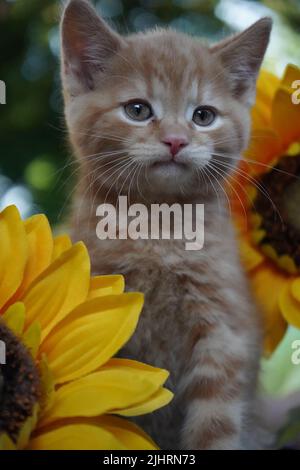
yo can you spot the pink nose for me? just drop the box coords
[162,136,188,157]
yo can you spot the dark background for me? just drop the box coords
[0,0,300,225]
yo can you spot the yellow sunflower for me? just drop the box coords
[0,205,173,450]
[229,64,300,355]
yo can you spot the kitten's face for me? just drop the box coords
[62,1,271,201]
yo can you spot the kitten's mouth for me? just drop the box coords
[151,160,188,170]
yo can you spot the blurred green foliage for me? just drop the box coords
[0,0,300,224]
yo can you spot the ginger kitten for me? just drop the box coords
[60,0,272,450]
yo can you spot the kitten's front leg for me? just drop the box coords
[179,322,257,450]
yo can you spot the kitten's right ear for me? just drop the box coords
[210,18,272,106]
[61,0,123,95]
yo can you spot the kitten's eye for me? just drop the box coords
[124,101,153,122]
[192,106,216,127]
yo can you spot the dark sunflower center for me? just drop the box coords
[253,153,300,271]
[0,320,40,443]
[282,178,300,233]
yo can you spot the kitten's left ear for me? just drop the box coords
[211,18,272,106]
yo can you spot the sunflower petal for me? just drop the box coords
[22,321,41,358]
[52,235,72,261]
[258,69,281,102]
[282,64,300,95]
[239,238,264,272]
[2,302,25,335]
[17,404,39,449]
[17,214,53,298]
[39,354,55,410]
[272,88,300,149]
[291,278,300,303]
[264,318,287,359]
[95,415,158,450]
[41,293,144,384]
[0,206,28,310]
[118,387,173,417]
[252,70,280,127]
[0,434,16,450]
[23,243,90,340]
[250,263,288,354]
[27,423,127,450]
[279,283,300,329]
[88,275,125,300]
[39,359,169,426]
